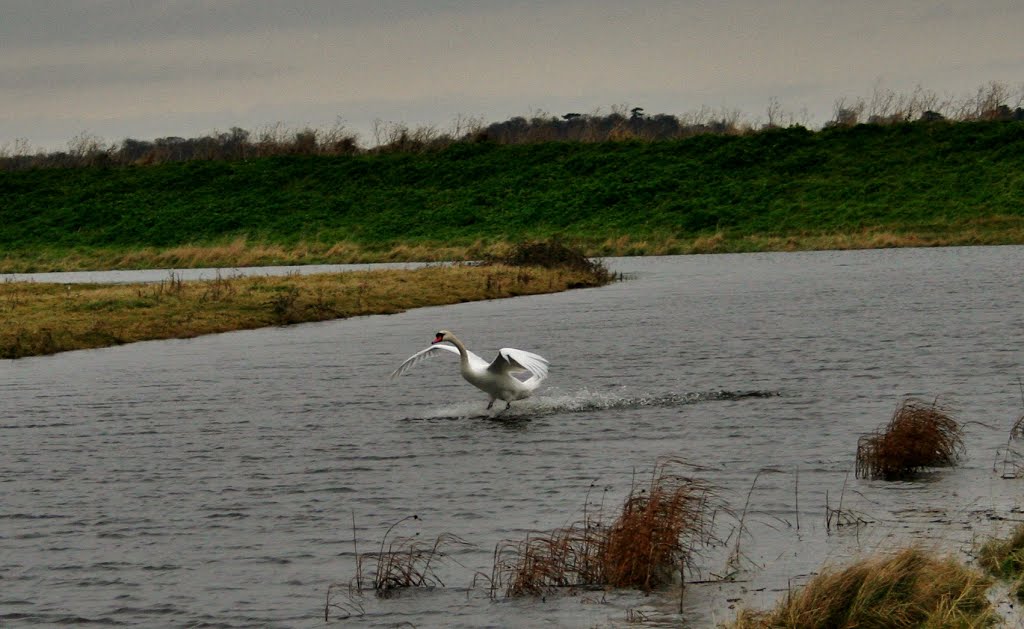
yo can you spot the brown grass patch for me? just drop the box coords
[0,263,611,358]
[491,458,714,597]
[731,547,998,628]
[855,398,965,480]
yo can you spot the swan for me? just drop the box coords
[390,330,550,410]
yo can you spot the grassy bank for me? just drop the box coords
[2,121,1023,272]
[731,547,998,628]
[0,263,607,359]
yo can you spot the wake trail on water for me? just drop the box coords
[405,388,781,421]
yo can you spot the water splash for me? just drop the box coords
[407,388,780,421]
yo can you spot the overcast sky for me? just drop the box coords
[2,0,1022,151]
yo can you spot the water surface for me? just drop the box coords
[0,262,427,285]
[3,246,1023,627]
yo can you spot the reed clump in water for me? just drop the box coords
[492,458,713,597]
[356,532,472,596]
[350,515,473,598]
[326,515,474,621]
[855,397,965,480]
[731,547,998,628]
[978,523,1024,601]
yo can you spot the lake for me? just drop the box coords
[3,246,1023,627]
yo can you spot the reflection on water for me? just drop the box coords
[2,247,1023,627]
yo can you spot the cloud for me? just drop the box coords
[1,0,1022,149]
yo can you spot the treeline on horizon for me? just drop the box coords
[2,81,1023,171]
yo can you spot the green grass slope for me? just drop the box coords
[2,122,1023,257]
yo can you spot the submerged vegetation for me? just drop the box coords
[856,398,965,480]
[731,547,998,628]
[0,254,612,359]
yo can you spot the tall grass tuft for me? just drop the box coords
[601,461,712,589]
[353,516,473,597]
[856,398,965,480]
[978,523,1024,601]
[731,547,998,628]
[491,458,713,597]
[491,517,606,597]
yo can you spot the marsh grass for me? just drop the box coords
[0,263,610,359]
[995,413,1024,479]
[731,547,998,628]
[325,515,474,621]
[856,398,965,480]
[999,381,1024,478]
[356,530,473,596]
[6,218,1024,274]
[491,458,713,597]
[978,523,1024,601]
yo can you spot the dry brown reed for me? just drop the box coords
[731,547,998,628]
[978,523,1024,601]
[491,516,606,597]
[602,463,713,589]
[824,473,874,532]
[356,530,473,596]
[325,515,474,621]
[855,398,965,480]
[491,458,713,597]
[997,379,1024,478]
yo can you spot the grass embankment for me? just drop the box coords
[0,263,606,359]
[2,121,1023,272]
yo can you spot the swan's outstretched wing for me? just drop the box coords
[390,344,460,378]
[390,344,488,378]
[488,348,550,382]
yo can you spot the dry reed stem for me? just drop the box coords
[731,547,998,628]
[492,458,713,597]
[856,398,965,480]
[354,521,473,597]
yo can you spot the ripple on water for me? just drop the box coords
[4,249,1024,626]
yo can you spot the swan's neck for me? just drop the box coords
[446,335,471,367]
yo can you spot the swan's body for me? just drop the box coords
[391,330,549,410]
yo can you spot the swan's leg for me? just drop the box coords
[505,402,512,410]
[486,398,495,410]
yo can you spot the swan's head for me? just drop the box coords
[432,330,452,344]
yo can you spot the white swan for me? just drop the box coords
[390,330,550,410]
